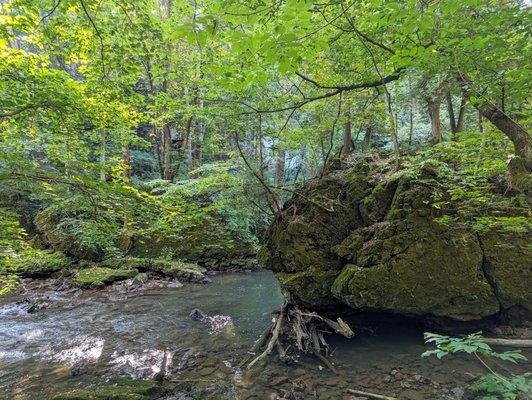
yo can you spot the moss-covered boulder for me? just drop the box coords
[150,259,207,283]
[73,267,138,287]
[51,377,160,400]
[331,220,499,321]
[15,249,72,277]
[262,153,532,325]
[34,208,117,261]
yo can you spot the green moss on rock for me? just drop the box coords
[73,267,138,287]
[98,257,152,271]
[480,230,532,311]
[15,249,71,277]
[150,259,207,283]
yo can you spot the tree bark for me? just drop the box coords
[162,124,173,181]
[341,110,354,156]
[446,92,457,134]
[479,101,532,170]
[456,95,466,133]
[99,133,106,182]
[275,148,286,185]
[427,100,442,143]
[122,145,131,181]
[362,124,372,153]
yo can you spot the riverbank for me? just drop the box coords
[2,271,529,400]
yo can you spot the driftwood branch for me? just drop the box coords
[348,389,397,400]
[245,303,354,373]
[483,338,532,348]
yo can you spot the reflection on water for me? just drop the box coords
[0,270,529,400]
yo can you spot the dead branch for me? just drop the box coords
[348,389,397,400]
[483,338,532,348]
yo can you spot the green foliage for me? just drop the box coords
[423,332,531,399]
[422,332,526,362]
[400,129,530,229]
[471,373,532,400]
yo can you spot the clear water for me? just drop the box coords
[0,271,529,400]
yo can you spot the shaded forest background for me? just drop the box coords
[0,0,530,290]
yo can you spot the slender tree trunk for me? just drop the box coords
[427,100,442,143]
[362,125,372,153]
[456,95,466,133]
[122,145,131,181]
[408,75,414,145]
[99,133,106,182]
[446,92,457,134]
[192,98,204,169]
[275,149,286,186]
[341,110,354,156]
[162,124,173,180]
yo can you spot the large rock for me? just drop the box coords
[261,156,532,325]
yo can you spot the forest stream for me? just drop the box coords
[1,271,529,400]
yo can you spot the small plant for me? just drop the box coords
[422,332,531,399]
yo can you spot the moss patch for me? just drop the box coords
[15,250,71,277]
[331,224,500,321]
[150,259,207,283]
[73,267,138,287]
[98,257,152,271]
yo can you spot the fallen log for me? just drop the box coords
[483,338,532,348]
[347,389,397,400]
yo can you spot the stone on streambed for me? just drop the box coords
[51,377,161,400]
[261,155,532,326]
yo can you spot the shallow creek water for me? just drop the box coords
[0,271,529,400]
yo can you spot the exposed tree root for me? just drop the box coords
[244,302,354,373]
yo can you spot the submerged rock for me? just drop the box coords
[261,156,531,326]
[51,377,161,400]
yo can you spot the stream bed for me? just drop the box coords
[0,270,529,399]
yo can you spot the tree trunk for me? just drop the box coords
[479,101,532,170]
[456,95,466,133]
[275,149,286,186]
[427,100,442,143]
[458,74,531,198]
[446,92,457,134]
[341,111,354,156]
[162,124,173,181]
[99,133,106,182]
[408,75,414,145]
[122,145,131,181]
[362,125,372,153]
